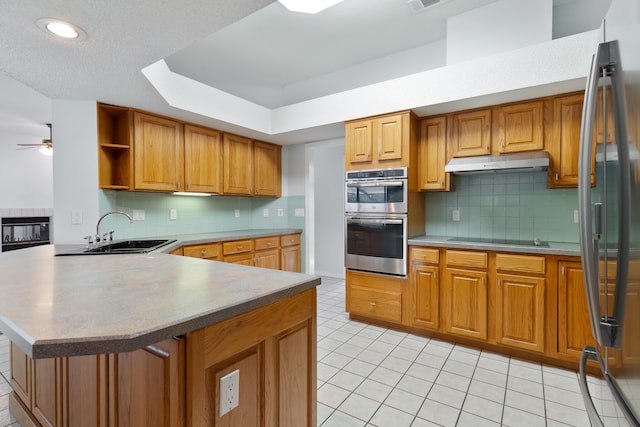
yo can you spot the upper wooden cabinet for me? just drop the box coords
[223,135,282,196]
[98,103,280,196]
[133,112,184,192]
[183,124,222,193]
[450,109,492,157]
[418,116,451,191]
[546,93,595,188]
[98,104,133,190]
[345,112,414,170]
[494,101,543,153]
[254,141,282,197]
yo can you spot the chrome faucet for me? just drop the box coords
[86,211,133,246]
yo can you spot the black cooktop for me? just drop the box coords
[448,237,549,247]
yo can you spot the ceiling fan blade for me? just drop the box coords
[16,146,39,150]
[16,143,45,147]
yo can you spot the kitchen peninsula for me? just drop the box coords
[0,243,320,427]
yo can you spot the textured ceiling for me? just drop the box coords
[0,0,608,144]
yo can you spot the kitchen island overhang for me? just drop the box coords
[1,244,320,426]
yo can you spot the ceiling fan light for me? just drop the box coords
[278,0,344,14]
[39,146,53,156]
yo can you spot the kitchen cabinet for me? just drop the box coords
[449,109,492,157]
[254,236,280,270]
[254,141,282,197]
[97,103,133,190]
[495,253,546,353]
[546,93,596,188]
[182,242,221,260]
[494,101,543,153]
[345,112,415,170]
[442,250,488,340]
[418,116,451,191]
[223,135,282,196]
[409,247,440,331]
[183,124,223,193]
[557,260,594,359]
[280,234,301,273]
[133,112,184,192]
[346,270,404,324]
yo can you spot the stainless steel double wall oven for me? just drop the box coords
[345,167,408,277]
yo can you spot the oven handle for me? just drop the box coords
[347,218,403,225]
[346,181,404,188]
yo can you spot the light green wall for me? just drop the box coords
[99,191,305,239]
[424,171,580,243]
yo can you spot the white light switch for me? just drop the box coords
[71,209,83,225]
[234,209,240,218]
[170,209,177,220]
[277,208,284,217]
[452,209,460,222]
[574,209,579,223]
[132,209,145,221]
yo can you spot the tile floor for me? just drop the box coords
[0,276,631,426]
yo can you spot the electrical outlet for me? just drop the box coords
[219,369,239,416]
[263,208,269,217]
[170,209,177,220]
[294,208,304,217]
[574,209,579,223]
[132,209,145,221]
[452,209,460,222]
[234,209,240,218]
[277,208,284,217]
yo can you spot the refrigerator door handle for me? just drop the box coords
[579,40,631,349]
[579,42,606,347]
[579,346,605,427]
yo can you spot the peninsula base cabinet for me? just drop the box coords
[9,289,317,427]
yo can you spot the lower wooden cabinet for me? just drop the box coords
[280,234,301,272]
[557,260,594,359]
[443,267,488,340]
[182,242,221,260]
[410,247,440,331]
[346,270,404,324]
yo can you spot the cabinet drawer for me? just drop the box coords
[223,239,253,255]
[183,243,220,259]
[446,250,488,269]
[496,253,545,274]
[280,234,300,247]
[254,236,279,251]
[349,285,402,323]
[411,247,439,264]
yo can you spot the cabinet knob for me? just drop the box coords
[237,245,243,250]
[369,302,377,307]
[201,249,207,255]
[177,181,181,189]
[267,242,272,246]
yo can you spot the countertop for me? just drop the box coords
[408,235,581,256]
[0,229,319,359]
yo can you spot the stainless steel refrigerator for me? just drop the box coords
[578,0,640,425]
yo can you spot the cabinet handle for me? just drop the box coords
[486,143,489,150]
[201,249,207,255]
[177,181,181,189]
[433,271,437,279]
[188,183,191,190]
[482,277,485,285]
[555,172,559,181]
[369,302,377,307]
[256,188,260,193]
[267,242,272,246]
[561,266,565,275]
[498,279,501,287]
[237,245,243,250]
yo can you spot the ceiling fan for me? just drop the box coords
[16,123,52,155]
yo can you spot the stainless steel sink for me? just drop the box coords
[56,239,177,256]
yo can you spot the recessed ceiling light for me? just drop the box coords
[36,18,86,40]
[278,0,344,14]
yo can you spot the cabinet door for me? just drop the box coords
[254,248,280,270]
[450,109,491,157]
[133,112,183,191]
[224,252,254,266]
[418,116,449,191]
[345,119,373,165]
[411,263,439,331]
[443,268,487,340]
[32,358,59,426]
[223,134,253,195]
[254,141,282,197]
[548,94,595,188]
[558,261,594,358]
[112,337,185,427]
[182,243,221,260]
[63,355,108,427]
[183,124,222,194]
[496,273,545,352]
[375,114,404,161]
[10,342,31,409]
[281,245,301,272]
[495,101,543,153]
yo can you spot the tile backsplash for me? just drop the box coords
[99,191,305,240]
[424,172,579,243]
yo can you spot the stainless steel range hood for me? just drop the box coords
[444,151,549,174]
